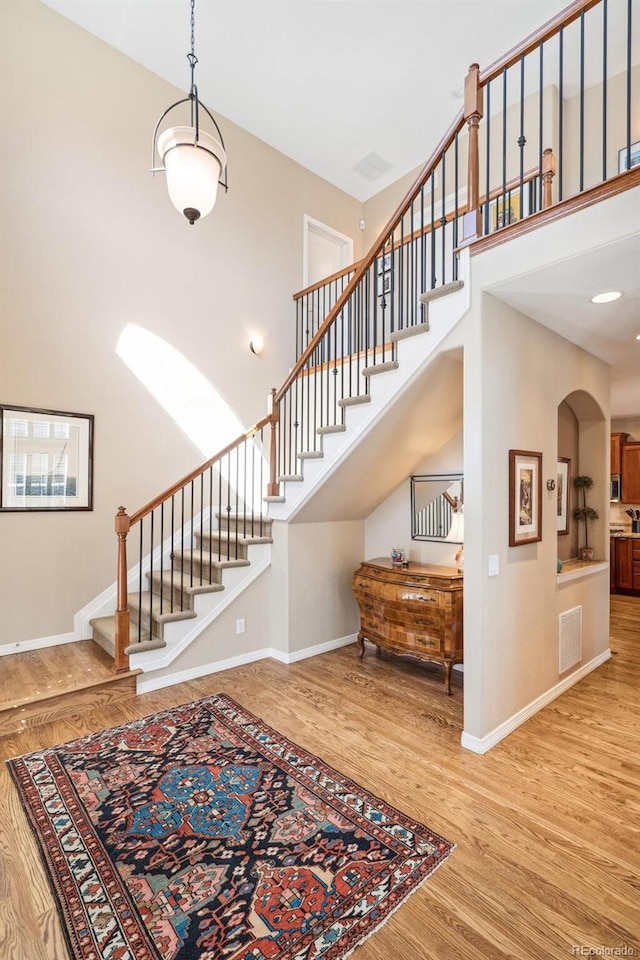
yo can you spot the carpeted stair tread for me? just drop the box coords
[278,474,304,482]
[419,279,464,303]
[91,614,152,650]
[128,591,198,623]
[173,550,251,571]
[298,451,323,460]
[317,424,346,435]
[390,322,430,342]
[214,512,273,534]
[196,529,273,546]
[148,569,227,598]
[338,395,371,407]
[362,360,399,377]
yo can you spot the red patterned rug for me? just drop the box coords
[7,694,454,959]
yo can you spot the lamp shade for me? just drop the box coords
[157,126,227,223]
[445,510,464,543]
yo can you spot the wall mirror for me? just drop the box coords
[411,473,463,541]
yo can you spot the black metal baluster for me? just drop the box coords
[189,480,195,584]
[180,487,185,610]
[440,150,446,285]
[579,10,585,192]
[149,509,154,636]
[559,26,564,201]
[170,495,175,611]
[602,0,608,182]
[625,0,632,172]
[453,133,459,281]
[502,67,507,227]
[199,472,204,582]
[138,519,143,644]
[420,184,426,316]
[398,215,403,336]
[160,501,164,615]
[430,171,435,287]
[235,445,239,559]
[485,81,491,235]
[519,55,525,213]
[208,466,213,584]
[539,42,544,211]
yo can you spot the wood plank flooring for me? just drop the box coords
[0,596,638,959]
[0,640,140,737]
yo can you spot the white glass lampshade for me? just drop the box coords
[157,126,226,223]
[445,510,464,543]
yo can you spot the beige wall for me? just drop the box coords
[286,521,364,653]
[557,400,580,561]
[0,1,362,646]
[463,289,610,742]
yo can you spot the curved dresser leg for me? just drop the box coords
[357,633,365,659]
[443,660,453,695]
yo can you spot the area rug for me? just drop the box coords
[7,693,454,960]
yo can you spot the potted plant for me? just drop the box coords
[572,475,599,561]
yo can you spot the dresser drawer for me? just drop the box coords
[399,588,442,607]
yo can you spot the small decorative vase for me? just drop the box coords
[454,544,464,573]
[579,547,594,562]
[557,558,563,573]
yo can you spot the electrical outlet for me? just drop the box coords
[236,618,245,634]
[488,555,499,577]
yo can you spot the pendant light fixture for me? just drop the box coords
[152,0,228,224]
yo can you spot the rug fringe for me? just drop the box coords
[337,845,457,960]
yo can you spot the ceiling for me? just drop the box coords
[41,0,639,416]
[42,0,569,201]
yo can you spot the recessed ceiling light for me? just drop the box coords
[636,333,640,341]
[590,290,623,304]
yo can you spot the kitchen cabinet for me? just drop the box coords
[611,432,629,476]
[611,537,640,594]
[621,442,640,503]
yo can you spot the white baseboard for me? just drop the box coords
[271,633,357,664]
[136,633,357,694]
[460,648,611,754]
[0,631,80,656]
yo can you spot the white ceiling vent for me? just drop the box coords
[352,152,394,182]
[559,606,582,674]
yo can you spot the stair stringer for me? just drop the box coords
[269,257,470,522]
[128,542,271,674]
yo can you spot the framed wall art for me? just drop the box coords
[509,449,542,546]
[556,457,571,535]
[0,404,94,511]
[618,140,640,173]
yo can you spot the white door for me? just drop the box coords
[303,215,354,288]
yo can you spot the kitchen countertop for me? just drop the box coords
[610,531,640,538]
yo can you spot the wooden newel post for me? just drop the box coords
[114,505,131,672]
[462,63,484,244]
[542,147,556,209]
[267,388,280,497]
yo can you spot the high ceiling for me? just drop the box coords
[42,0,569,201]
[40,0,639,415]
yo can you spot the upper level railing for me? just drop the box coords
[112,0,637,670]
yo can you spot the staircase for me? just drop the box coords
[3,0,635,728]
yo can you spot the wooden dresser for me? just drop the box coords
[352,558,463,694]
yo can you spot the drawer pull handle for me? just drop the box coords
[414,595,436,602]
[415,617,436,627]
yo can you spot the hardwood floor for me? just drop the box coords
[1,597,638,959]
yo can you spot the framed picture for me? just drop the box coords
[0,404,94,511]
[556,457,571,535]
[491,190,521,231]
[618,140,640,173]
[509,449,542,546]
[376,253,392,297]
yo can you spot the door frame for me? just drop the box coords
[302,215,354,288]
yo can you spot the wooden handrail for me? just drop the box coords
[293,261,362,301]
[294,162,545,305]
[129,415,272,526]
[479,0,601,85]
[275,107,465,404]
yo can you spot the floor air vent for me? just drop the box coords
[559,606,582,674]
